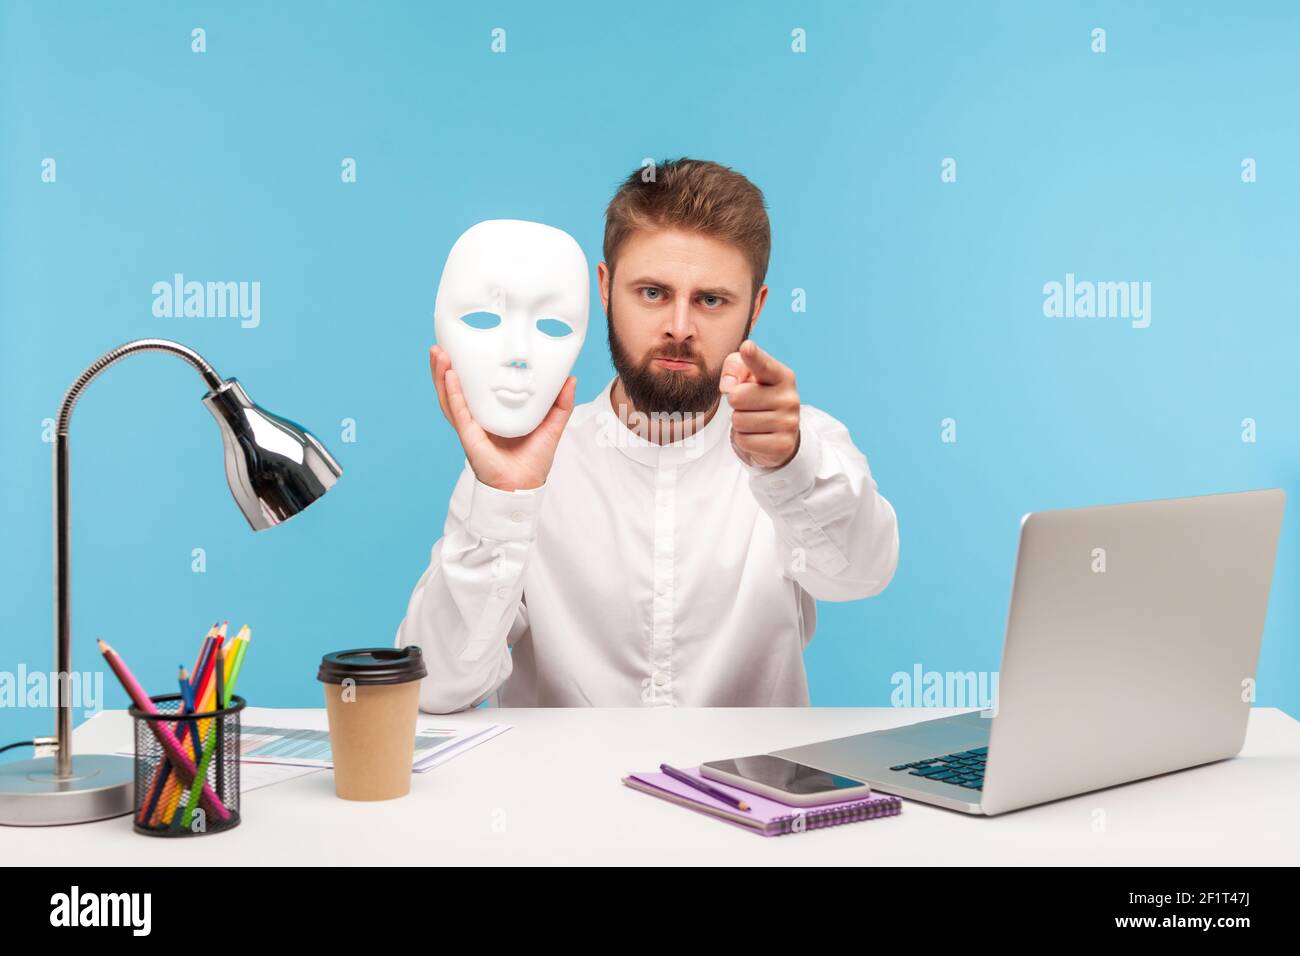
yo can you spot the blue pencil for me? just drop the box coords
[139,666,193,826]
[179,667,202,757]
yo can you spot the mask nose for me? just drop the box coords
[500,312,532,376]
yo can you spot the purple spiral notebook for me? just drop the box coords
[623,766,902,837]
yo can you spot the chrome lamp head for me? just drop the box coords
[203,379,342,530]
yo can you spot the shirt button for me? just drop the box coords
[772,479,787,489]
[510,511,525,523]
[652,671,669,687]
[496,587,510,600]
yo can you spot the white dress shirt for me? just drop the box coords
[396,376,899,711]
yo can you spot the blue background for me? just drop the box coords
[2,1,1297,751]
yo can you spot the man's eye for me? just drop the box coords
[640,288,663,302]
[700,295,723,309]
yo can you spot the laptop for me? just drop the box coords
[772,489,1286,815]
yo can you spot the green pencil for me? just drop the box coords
[180,633,250,828]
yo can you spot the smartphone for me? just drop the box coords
[699,754,873,806]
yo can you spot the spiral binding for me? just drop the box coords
[771,794,902,835]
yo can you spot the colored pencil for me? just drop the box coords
[137,668,191,827]
[660,762,751,812]
[224,625,249,685]
[98,640,230,822]
[138,626,217,825]
[180,642,241,828]
[214,646,226,800]
[226,629,250,698]
[178,630,249,828]
[150,631,217,826]
[160,643,221,826]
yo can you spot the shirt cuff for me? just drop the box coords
[464,478,546,542]
[744,421,821,507]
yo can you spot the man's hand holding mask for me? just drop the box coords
[430,219,588,493]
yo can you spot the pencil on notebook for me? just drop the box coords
[660,763,751,812]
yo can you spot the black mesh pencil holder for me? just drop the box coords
[129,693,245,836]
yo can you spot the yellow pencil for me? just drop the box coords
[224,625,249,685]
[226,628,250,703]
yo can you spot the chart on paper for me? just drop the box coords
[240,725,456,764]
[232,711,512,773]
[116,707,511,775]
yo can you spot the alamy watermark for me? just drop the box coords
[49,886,151,936]
[595,407,708,456]
[1042,273,1151,329]
[0,666,104,713]
[152,273,260,328]
[891,663,999,715]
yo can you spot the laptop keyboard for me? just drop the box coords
[889,747,987,790]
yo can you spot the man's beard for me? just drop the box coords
[606,301,752,416]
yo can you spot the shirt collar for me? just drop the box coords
[596,376,733,468]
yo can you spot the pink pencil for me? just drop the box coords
[98,639,231,823]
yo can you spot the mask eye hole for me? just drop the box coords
[536,318,573,338]
[459,311,501,330]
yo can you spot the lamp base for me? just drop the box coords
[0,754,134,826]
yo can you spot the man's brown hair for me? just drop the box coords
[603,157,771,294]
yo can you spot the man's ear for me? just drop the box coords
[597,261,612,312]
[748,283,769,332]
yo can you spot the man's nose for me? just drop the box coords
[665,299,694,341]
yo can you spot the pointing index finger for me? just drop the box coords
[718,351,751,392]
[739,340,787,386]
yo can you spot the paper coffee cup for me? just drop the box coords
[317,646,428,801]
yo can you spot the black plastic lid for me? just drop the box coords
[317,646,427,685]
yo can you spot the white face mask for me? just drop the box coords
[434,220,589,438]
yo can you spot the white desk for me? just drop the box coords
[7,706,1298,864]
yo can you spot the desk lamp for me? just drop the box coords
[0,338,342,825]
